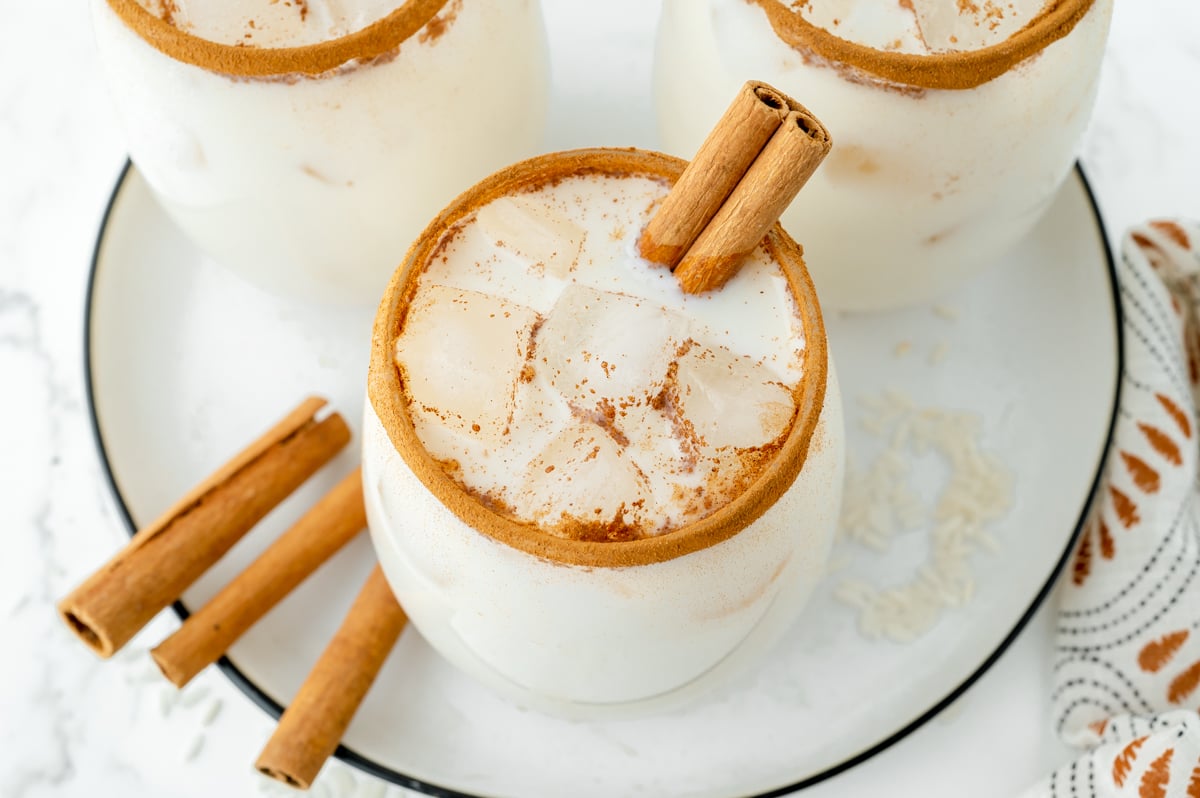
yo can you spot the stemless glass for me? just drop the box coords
[363,148,846,719]
[654,0,1113,311]
[91,0,549,304]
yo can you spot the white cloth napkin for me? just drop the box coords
[1023,220,1200,797]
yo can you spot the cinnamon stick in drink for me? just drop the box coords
[256,564,407,790]
[151,468,367,688]
[57,397,350,658]
[638,81,789,268]
[675,107,831,294]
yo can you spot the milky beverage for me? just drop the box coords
[655,0,1113,310]
[396,180,805,540]
[91,0,548,304]
[364,149,844,716]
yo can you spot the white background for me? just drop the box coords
[2,1,1199,796]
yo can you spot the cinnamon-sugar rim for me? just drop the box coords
[368,147,829,569]
[104,0,450,77]
[750,0,1098,90]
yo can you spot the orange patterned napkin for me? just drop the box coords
[1023,221,1200,797]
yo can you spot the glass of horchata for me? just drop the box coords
[91,0,549,304]
[364,147,845,719]
[654,0,1113,310]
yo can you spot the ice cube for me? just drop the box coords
[474,195,586,279]
[909,0,1045,52]
[797,0,927,52]
[616,398,702,520]
[394,284,539,439]
[795,0,1042,54]
[535,284,687,408]
[676,344,795,450]
[513,420,646,531]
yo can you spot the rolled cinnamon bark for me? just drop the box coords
[255,564,407,790]
[57,397,350,658]
[638,81,789,268]
[151,468,367,688]
[674,106,831,294]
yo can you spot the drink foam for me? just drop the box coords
[393,174,807,541]
[797,0,1050,54]
[135,0,402,47]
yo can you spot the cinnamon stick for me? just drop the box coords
[151,468,367,688]
[256,564,407,790]
[638,81,789,268]
[57,397,351,658]
[674,106,832,294]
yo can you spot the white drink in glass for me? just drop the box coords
[363,148,845,718]
[654,0,1113,311]
[91,0,549,304]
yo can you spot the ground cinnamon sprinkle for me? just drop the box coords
[160,0,179,27]
[419,0,461,45]
[554,509,644,543]
[568,398,630,448]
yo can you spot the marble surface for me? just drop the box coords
[3,1,1199,797]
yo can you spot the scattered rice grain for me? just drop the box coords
[860,416,885,436]
[202,699,223,727]
[324,766,355,796]
[179,685,210,709]
[158,686,177,717]
[834,389,1012,643]
[360,781,387,798]
[131,661,163,685]
[115,646,143,664]
[825,554,852,574]
[258,778,295,796]
[183,734,205,762]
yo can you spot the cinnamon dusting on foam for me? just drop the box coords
[568,399,631,450]
[754,0,1097,90]
[107,0,454,79]
[655,345,702,476]
[368,149,828,569]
